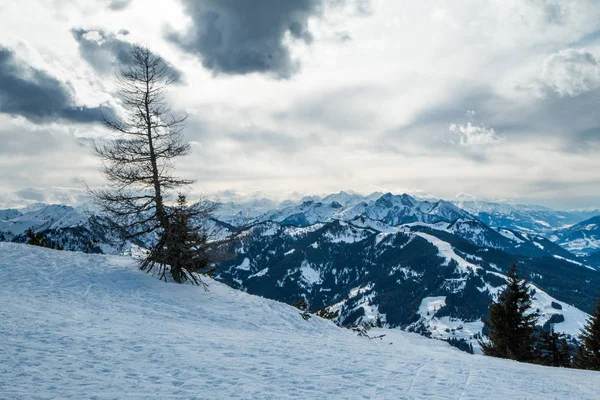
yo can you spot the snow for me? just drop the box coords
[561,237,600,255]
[249,267,269,278]
[391,266,423,280]
[1,242,599,399]
[349,283,375,298]
[300,260,322,285]
[553,255,597,271]
[584,224,597,231]
[497,228,524,243]
[415,232,480,272]
[529,284,590,337]
[323,228,369,243]
[418,296,447,316]
[0,204,88,236]
[284,223,325,237]
[236,257,251,270]
[414,297,484,350]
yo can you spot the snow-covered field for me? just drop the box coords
[0,243,598,399]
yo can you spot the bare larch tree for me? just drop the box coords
[91,45,213,284]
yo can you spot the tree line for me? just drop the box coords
[481,264,600,370]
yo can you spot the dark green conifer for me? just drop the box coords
[573,299,600,370]
[480,264,539,362]
[536,329,571,367]
[144,194,214,286]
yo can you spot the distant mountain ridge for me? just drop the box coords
[0,204,123,254]
[1,193,599,344]
[215,216,596,344]
[214,192,474,228]
[455,200,598,234]
[550,215,600,256]
[3,191,599,258]
[211,191,598,232]
[206,192,599,340]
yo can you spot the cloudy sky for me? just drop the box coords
[2,0,600,209]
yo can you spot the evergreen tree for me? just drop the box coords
[90,46,213,284]
[536,329,571,367]
[25,228,63,250]
[480,264,539,362]
[573,299,600,370]
[144,194,215,285]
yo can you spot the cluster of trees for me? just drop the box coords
[25,228,64,250]
[481,264,600,370]
[447,337,474,354]
[91,46,214,286]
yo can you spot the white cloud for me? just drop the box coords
[2,1,600,207]
[455,192,478,201]
[449,122,502,147]
[540,48,600,96]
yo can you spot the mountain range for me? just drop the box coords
[2,191,599,347]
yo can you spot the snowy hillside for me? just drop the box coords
[454,200,596,234]
[216,218,596,345]
[0,204,126,254]
[0,204,233,255]
[252,192,473,228]
[0,242,598,399]
[0,204,87,237]
[550,215,600,256]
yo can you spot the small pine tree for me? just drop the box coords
[315,306,340,321]
[26,228,44,246]
[142,194,214,286]
[292,298,311,320]
[480,264,539,362]
[25,228,63,250]
[573,299,600,370]
[536,329,571,367]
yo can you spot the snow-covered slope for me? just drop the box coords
[216,218,598,344]
[455,200,596,234]
[0,204,125,254]
[0,208,22,221]
[550,215,600,256]
[0,204,233,255]
[0,242,598,399]
[210,198,279,227]
[255,192,473,228]
[213,193,596,233]
[0,204,88,237]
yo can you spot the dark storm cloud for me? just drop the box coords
[0,125,61,156]
[274,84,383,132]
[379,87,504,156]
[107,0,130,10]
[384,82,600,157]
[72,29,183,81]
[15,188,46,202]
[525,88,600,151]
[166,0,323,78]
[0,47,105,123]
[225,130,322,154]
[185,116,322,156]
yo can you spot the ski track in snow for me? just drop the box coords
[0,242,598,399]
